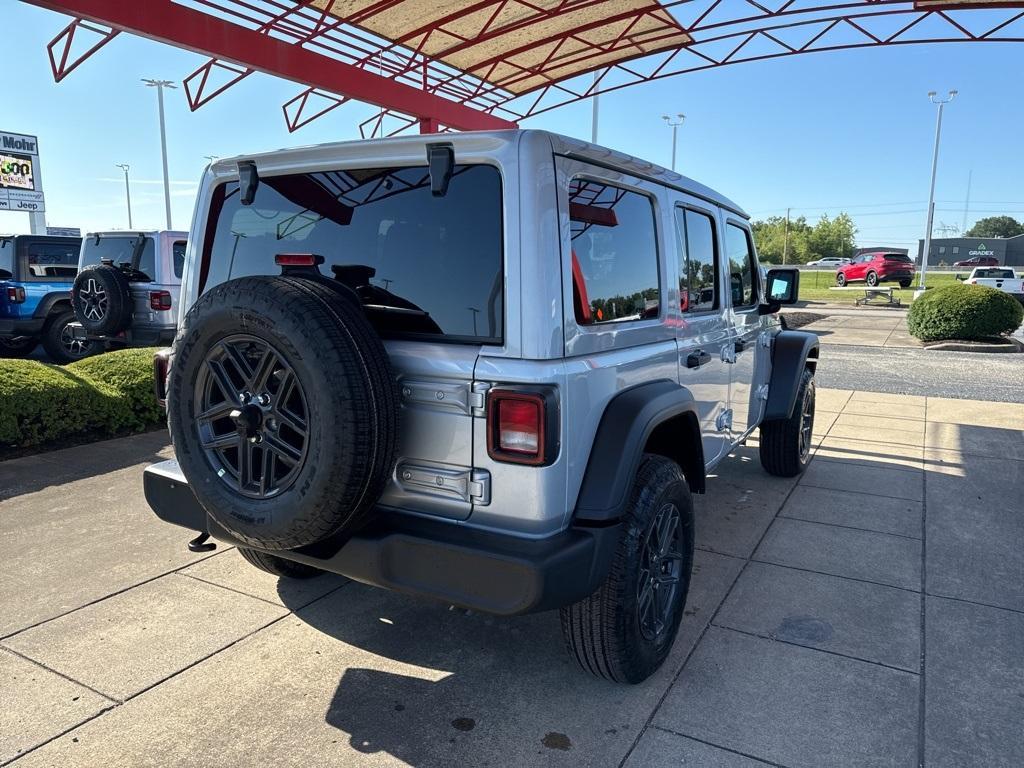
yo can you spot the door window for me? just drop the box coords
[21,242,80,282]
[173,241,187,279]
[569,178,659,324]
[674,207,718,312]
[725,223,759,308]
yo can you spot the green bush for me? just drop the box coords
[907,283,1024,342]
[69,348,163,430]
[0,348,162,449]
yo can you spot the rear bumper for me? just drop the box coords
[0,317,44,337]
[71,322,176,346]
[144,460,620,616]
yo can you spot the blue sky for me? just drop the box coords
[2,1,1022,249]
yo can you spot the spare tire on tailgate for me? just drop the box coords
[72,264,132,335]
[167,275,399,550]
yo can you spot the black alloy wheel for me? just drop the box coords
[637,502,685,641]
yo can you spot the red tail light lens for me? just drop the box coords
[487,389,558,466]
[275,253,323,266]
[6,286,26,303]
[149,290,172,311]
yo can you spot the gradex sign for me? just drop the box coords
[968,242,996,257]
[0,131,46,214]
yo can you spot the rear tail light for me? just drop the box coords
[149,290,172,311]
[487,388,559,466]
[153,348,172,409]
[275,253,323,267]
[6,286,25,303]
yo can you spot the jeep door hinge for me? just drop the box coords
[760,333,772,349]
[716,409,733,432]
[470,382,490,417]
[469,469,492,505]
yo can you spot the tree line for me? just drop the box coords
[752,213,857,265]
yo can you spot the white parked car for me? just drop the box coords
[805,257,851,268]
[963,267,1024,304]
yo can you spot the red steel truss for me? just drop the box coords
[28,0,1024,135]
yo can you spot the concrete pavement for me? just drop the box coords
[2,393,1023,767]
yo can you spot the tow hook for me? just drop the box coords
[187,532,216,553]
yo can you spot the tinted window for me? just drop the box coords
[570,178,659,324]
[21,241,80,282]
[81,235,156,281]
[0,239,13,278]
[173,241,186,279]
[725,223,758,308]
[675,207,718,312]
[204,164,503,342]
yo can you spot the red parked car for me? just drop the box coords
[836,252,915,288]
[953,255,999,268]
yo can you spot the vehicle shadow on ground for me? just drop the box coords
[0,429,171,501]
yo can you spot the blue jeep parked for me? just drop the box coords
[0,235,96,363]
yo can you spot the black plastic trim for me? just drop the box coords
[574,379,703,523]
[31,292,72,319]
[764,330,819,420]
[0,317,45,337]
[143,460,620,616]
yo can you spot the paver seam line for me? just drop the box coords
[779,513,922,540]
[811,454,924,472]
[916,398,929,767]
[617,394,837,768]
[923,591,1024,617]
[175,570,321,609]
[650,725,793,768]
[0,701,119,768]
[0,548,227,642]
[0,645,121,704]
[798,480,923,502]
[771,515,924,542]
[707,624,920,676]
[695,546,749,561]
[748,559,920,595]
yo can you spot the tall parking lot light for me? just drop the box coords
[917,89,957,299]
[115,163,132,229]
[142,78,177,230]
[662,113,685,171]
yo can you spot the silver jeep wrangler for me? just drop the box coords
[145,130,817,684]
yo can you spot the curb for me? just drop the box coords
[923,338,1023,354]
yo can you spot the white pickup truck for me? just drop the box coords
[963,267,1024,304]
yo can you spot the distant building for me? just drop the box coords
[916,235,1024,266]
[853,246,908,259]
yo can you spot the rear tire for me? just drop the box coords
[560,455,695,684]
[41,310,96,364]
[72,264,132,336]
[237,547,321,579]
[899,280,912,289]
[835,272,847,287]
[0,336,38,358]
[759,367,815,477]
[866,271,879,287]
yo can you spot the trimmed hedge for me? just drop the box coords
[0,348,162,448]
[907,283,1024,342]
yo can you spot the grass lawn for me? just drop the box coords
[796,270,963,305]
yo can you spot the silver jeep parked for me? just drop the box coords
[145,130,817,684]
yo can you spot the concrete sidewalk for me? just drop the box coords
[796,312,921,348]
[2,394,1023,767]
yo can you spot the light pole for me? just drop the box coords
[142,78,176,230]
[591,70,600,144]
[115,163,132,229]
[917,89,956,298]
[662,113,685,171]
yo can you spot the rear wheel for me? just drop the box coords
[72,264,132,336]
[560,455,695,684]
[237,547,321,579]
[835,272,847,287]
[0,336,38,358]
[41,310,96,364]
[760,367,815,477]
[899,280,912,289]
[866,271,879,287]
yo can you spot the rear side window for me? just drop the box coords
[570,178,659,324]
[21,242,80,282]
[675,207,718,312]
[173,241,186,279]
[725,223,759,308]
[203,164,504,343]
[0,240,13,278]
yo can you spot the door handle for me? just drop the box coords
[686,350,711,369]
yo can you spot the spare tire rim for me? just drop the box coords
[637,502,683,641]
[195,334,310,499]
[79,278,107,321]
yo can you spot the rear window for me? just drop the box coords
[202,164,504,343]
[81,235,157,281]
[21,241,80,282]
[882,254,912,263]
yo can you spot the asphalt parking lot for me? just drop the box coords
[2,389,1023,767]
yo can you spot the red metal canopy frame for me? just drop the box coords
[25,0,1024,136]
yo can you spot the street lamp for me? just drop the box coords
[917,89,957,298]
[662,113,685,171]
[115,163,132,229]
[142,78,177,230]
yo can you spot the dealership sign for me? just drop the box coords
[0,131,45,213]
[968,242,995,257]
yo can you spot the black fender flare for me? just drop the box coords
[574,379,704,524]
[32,292,72,321]
[764,330,819,421]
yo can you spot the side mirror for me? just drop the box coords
[760,268,800,314]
